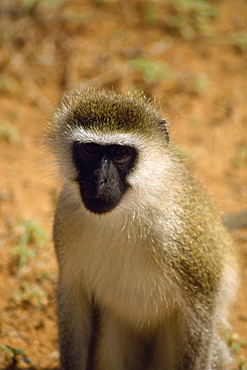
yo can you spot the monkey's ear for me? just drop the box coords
[158,118,169,142]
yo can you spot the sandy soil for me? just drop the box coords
[0,0,246,368]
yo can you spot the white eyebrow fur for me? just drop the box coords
[69,127,147,150]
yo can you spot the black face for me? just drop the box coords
[72,142,137,214]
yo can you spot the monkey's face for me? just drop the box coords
[72,141,137,214]
[49,89,170,214]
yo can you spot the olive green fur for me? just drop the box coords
[51,88,167,140]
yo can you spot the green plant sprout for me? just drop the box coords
[228,32,247,52]
[167,0,218,39]
[14,281,48,310]
[1,344,31,366]
[0,123,19,144]
[19,0,64,12]
[193,73,210,94]
[11,219,50,270]
[131,57,175,84]
[233,145,247,167]
[224,330,247,370]
[237,359,247,370]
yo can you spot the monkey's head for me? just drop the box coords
[48,88,169,214]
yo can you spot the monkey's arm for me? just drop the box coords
[56,277,92,370]
[54,190,93,370]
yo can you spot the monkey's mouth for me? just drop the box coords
[82,195,119,214]
[78,179,126,214]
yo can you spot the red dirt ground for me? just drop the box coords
[0,0,246,368]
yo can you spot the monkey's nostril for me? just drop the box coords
[100,178,107,186]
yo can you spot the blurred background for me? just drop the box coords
[0,0,246,368]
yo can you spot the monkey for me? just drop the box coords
[47,88,238,370]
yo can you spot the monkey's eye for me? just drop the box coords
[114,146,128,157]
[73,143,101,164]
[111,146,131,163]
[82,143,100,156]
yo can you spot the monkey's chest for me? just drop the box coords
[71,232,181,324]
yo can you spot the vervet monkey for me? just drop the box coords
[48,88,238,370]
